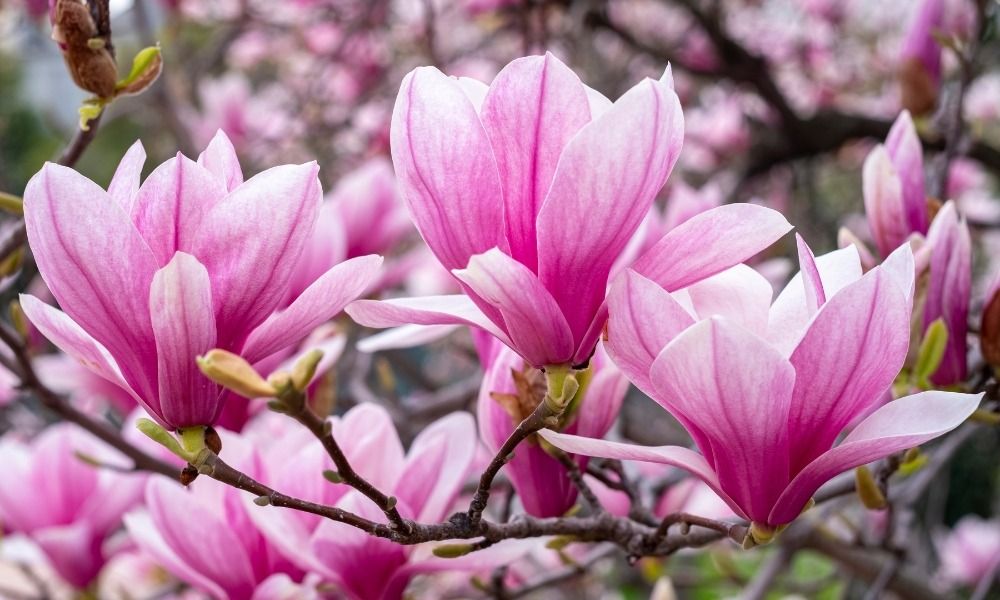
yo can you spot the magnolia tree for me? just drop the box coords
[0,0,998,598]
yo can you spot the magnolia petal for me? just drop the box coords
[605,270,693,396]
[197,130,244,191]
[191,162,322,349]
[538,429,746,520]
[634,204,791,291]
[390,67,504,271]
[795,234,826,314]
[107,140,146,212]
[150,252,218,428]
[131,153,229,266]
[396,412,477,523]
[924,202,971,385]
[23,163,160,403]
[356,324,460,353]
[885,111,928,235]
[347,295,511,347]
[786,267,911,473]
[863,145,909,257]
[650,318,795,523]
[480,52,592,271]
[242,255,383,363]
[684,264,773,335]
[536,75,683,343]
[454,248,575,366]
[770,391,980,525]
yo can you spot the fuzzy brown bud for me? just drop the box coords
[51,0,118,98]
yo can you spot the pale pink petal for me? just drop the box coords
[453,248,575,366]
[197,130,244,191]
[242,255,383,363]
[649,318,795,523]
[480,53,591,271]
[605,270,693,396]
[455,76,489,112]
[770,391,980,525]
[390,67,504,271]
[124,510,229,600]
[880,242,917,305]
[633,204,791,291]
[538,429,746,520]
[389,539,537,599]
[23,164,160,403]
[684,264,773,335]
[786,267,911,473]
[885,111,928,235]
[536,75,683,343]
[347,295,511,346]
[149,252,219,428]
[191,162,322,349]
[131,154,229,266]
[356,324,460,353]
[396,412,476,523]
[863,145,909,257]
[795,234,826,314]
[107,140,146,211]
[767,245,863,355]
[336,403,405,492]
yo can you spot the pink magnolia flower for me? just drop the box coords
[329,158,412,259]
[923,201,971,385]
[348,52,790,368]
[0,424,144,588]
[247,403,529,600]
[124,431,302,600]
[862,111,928,257]
[937,516,1000,589]
[478,339,627,517]
[541,238,979,532]
[20,131,382,429]
[900,0,945,87]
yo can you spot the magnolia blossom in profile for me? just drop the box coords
[478,339,627,517]
[923,201,971,385]
[542,237,980,533]
[862,110,928,257]
[247,403,530,600]
[348,52,791,368]
[124,431,302,599]
[20,131,382,429]
[0,424,144,588]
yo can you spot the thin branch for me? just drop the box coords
[553,450,605,514]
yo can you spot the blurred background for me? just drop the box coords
[0,0,999,597]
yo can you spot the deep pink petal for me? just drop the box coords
[242,255,383,363]
[197,130,244,191]
[786,266,911,473]
[23,164,159,404]
[633,204,791,291]
[453,248,575,366]
[536,75,683,344]
[770,391,979,525]
[923,201,971,385]
[885,111,928,235]
[131,153,229,266]
[390,67,504,271]
[191,162,322,349]
[33,522,102,588]
[150,252,219,428]
[649,318,795,524]
[479,53,591,272]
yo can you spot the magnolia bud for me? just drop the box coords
[50,0,118,98]
[431,543,475,558]
[115,45,162,96]
[914,318,948,389]
[197,349,276,399]
[291,349,324,392]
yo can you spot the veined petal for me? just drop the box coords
[538,429,746,520]
[107,140,146,212]
[605,270,693,396]
[885,111,928,235]
[131,153,229,266]
[150,252,218,428]
[536,75,683,343]
[191,162,322,349]
[390,67,504,271]
[649,318,795,524]
[197,130,244,191]
[770,391,979,525]
[786,267,911,473]
[923,202,971,385]
[684,264,773,336]
[863,145,909,257]
[795,234,826,315]
[453,248,574,366]
[346,295,511,347]
[480,53,592,272]
[242,255,383,363]
[23,163,159,404]
[633,204,791,291]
